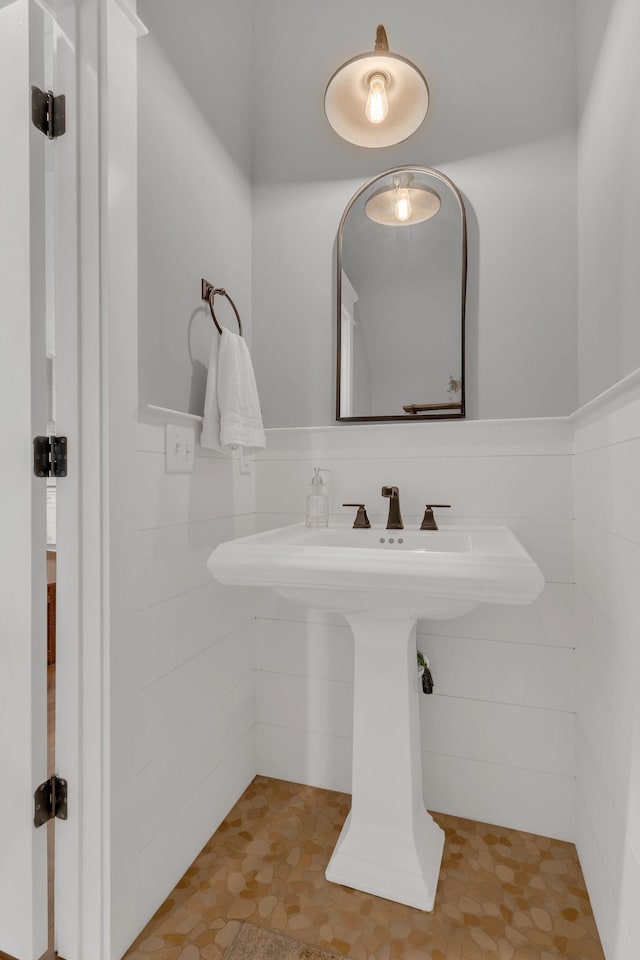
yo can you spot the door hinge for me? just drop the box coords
[31,85,66,140]
[34,776,68,828]
[33,435,67,478]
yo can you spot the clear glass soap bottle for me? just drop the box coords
[305,467,329,528]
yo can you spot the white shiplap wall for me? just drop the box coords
[127,421,259,937]
[573,374,640,960]
[253,417,576,842]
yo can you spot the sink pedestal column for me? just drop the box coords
[325,615,445,910]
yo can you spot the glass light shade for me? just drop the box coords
[365,183,441,226]
[325,42,429,148]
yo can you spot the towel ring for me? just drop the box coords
[201,278,243,337]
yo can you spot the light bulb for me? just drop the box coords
[394,188,412,222]
[365,74,388,124]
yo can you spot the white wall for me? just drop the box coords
[137,0,253,416]
[120,421,258,954]
[577,0,640,406]
[574,4,640,954]
[112,423,262,960]
[573,383,640,960]
[253,417,576,841]
[251,0,578,427]
[114,2,257,955]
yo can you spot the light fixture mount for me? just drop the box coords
[366,71,390,87]
[374,25,389,52]
[324,25,429,148]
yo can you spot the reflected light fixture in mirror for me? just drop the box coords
[324,25,429,148]
[365,176,441,226]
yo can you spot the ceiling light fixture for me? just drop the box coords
[324,25,429,148]
[365,177,441,226]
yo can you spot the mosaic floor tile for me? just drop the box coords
[225,922,343,959]
[123,776,605,960]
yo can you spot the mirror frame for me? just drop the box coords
[336,165,467,423]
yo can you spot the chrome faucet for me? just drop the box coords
[381,486,403,530]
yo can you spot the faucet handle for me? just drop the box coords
[343,504,371,529]
[420,505,451,531]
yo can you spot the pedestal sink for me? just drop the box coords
[208,522,544,911]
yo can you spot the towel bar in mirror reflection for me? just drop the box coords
[201,278,243,337]
[336,166,466,423]
[402,402,463,414]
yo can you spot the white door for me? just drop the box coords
[0,1,59,956]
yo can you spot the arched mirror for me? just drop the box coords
[337,166,466,422]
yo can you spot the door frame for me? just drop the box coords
[50,0,104,956]
[51,1,146,957]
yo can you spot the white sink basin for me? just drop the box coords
[208,520,544,913]
[208,522,544,620]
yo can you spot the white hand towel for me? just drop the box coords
[200,333,223,451]
[217,328,266,452]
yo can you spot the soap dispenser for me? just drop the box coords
[305,467,329,528]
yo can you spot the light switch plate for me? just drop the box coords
[165,423,195,474]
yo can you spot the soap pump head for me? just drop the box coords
[310,467,329,487]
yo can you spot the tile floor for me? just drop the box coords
[123,776,605,960]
